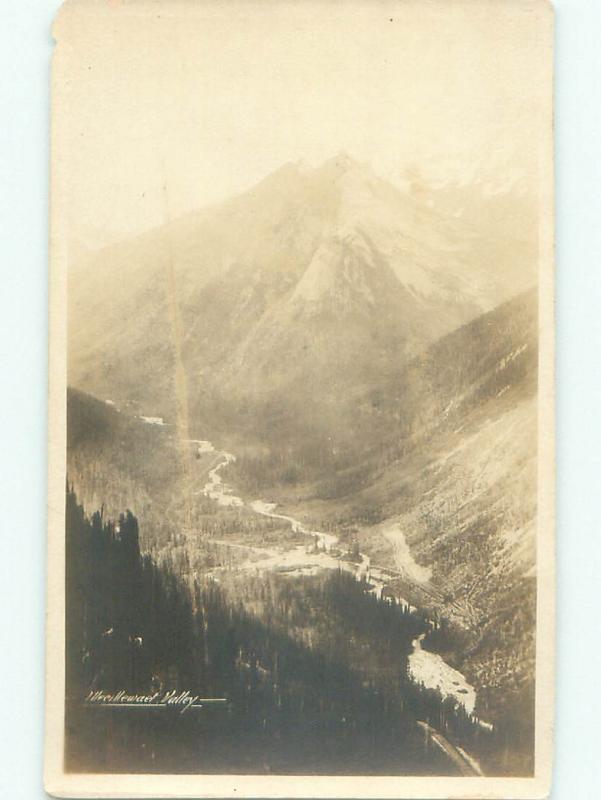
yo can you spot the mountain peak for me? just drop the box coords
[319,151,366,174]
[331,150,355,167]
[247,154,376,203]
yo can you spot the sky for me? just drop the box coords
[54,0,552,252]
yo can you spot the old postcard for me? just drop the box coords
[45,0,554,797]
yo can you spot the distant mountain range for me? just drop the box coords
[68,154,536,454]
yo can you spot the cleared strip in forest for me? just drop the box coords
[416,721,483,777]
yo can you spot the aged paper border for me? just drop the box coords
[44,1,555,797]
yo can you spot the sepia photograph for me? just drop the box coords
[44,1,554,796]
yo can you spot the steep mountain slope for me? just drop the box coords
[263,289,538,755]
[68,155,536,448]
[66,388,186,552]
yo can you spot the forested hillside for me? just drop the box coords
[234,290,539,774]
[66,487,500,775]
[66,288,539,776]
[66,388,300,560]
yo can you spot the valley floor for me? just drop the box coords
[66,389,535,776]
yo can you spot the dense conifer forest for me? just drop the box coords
[65,486,496,775]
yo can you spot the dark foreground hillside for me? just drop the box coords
[65,487,493,775]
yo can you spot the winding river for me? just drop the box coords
[189,439,481,719]
[134,412,481,723]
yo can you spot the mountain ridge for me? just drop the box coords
[69,154,536,448]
